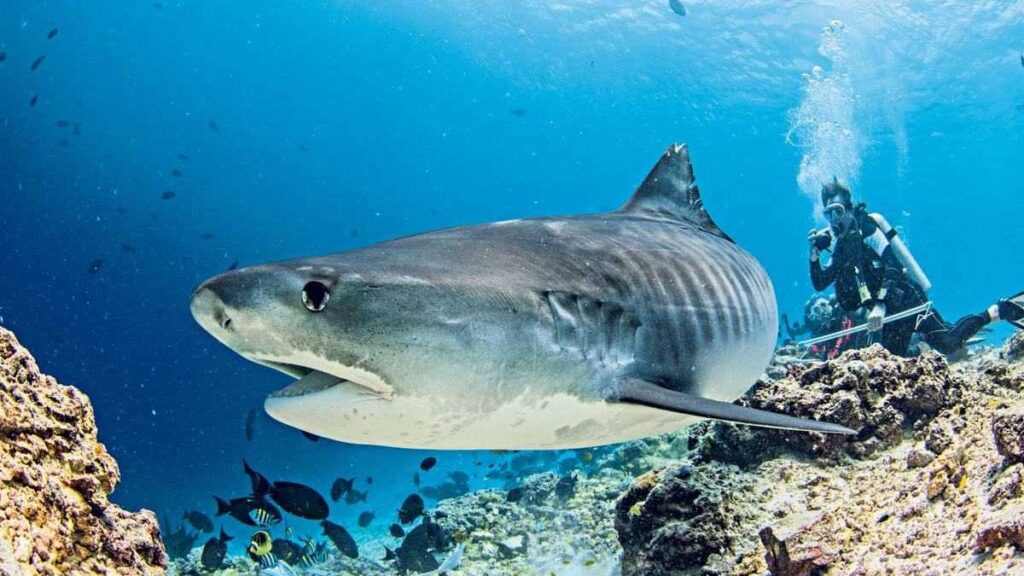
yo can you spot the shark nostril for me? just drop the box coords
[220,316,233,330]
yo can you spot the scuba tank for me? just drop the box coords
[868,212,932,293]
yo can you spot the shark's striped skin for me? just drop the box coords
[191,144,850,449]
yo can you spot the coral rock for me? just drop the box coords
[1005,332,1024,363]
[695,345,961,466]
[992,408,1024,463]
[0,327,166,574]
[906,446,936,469]
[976,504,1024,552]
[760,525,833,576]
[615,463,759,575]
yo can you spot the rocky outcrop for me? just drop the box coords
[0,327,166,575]
[615,342,1024,576]
[615,463,766,575]
[694,345,962,466]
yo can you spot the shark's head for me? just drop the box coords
[190,261,412,418]
[190,256,527,443]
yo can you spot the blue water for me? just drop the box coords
[1,0,1023,555]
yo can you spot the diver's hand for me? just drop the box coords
[867,303,886,332]
[808,229,820,261]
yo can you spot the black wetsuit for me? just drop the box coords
[811,206,989,357]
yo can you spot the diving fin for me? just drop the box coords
[616,378,855,435]
[1000,291,1024,331]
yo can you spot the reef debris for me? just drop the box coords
[0,327,166,574]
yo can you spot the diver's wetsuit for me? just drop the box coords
[810,206,989,357]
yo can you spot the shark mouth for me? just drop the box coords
[245,354,395,400]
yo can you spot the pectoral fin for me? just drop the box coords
[615,378,855,435]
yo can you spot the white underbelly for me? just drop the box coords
[264,379,702,450]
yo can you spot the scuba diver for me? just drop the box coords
[808,178,1024,358]
[782,294,865,359]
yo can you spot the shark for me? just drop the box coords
[191,144,853,449]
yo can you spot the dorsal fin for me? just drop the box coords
[620,144,732,242]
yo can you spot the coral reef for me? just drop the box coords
[168,337,1024,575]
[0,327,166,575]
[616,343,1024,575]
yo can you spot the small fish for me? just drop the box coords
[56,120,69,128]
[200,232,215,240]
[0,52,6,62]
[555,471,578,501]
[382,546,397,561]
[419,457,437,471]
[177,153,190,161]
[668,0,686,17]
[248,529,273,556]
[330,477,353,502]
[344,488,368,505]
[449,471,469,484]
[321,520,358,559]
[398,494,424,525]
[30,55,45,71]
[183,510,213,533]
[269,481,330,520]
[389,523,405,538]
[245,408,256,441]
[162,517,198,560]
[170,168,183,177]
[580,450,593,462]
[47,28,59,40]
[248,503,282,526]
[510,107,527,117]
[243,460,271,498]
[413,472,420,487]
[358,511,374,527]
[160,191,175,200]
[297,538,328,566]
[227,260,239,271]
[506,487,524,503]
[153,1,165,9]
[208,120,220,132]
[271,538,302,564]
[199,528,232,570]
[72,122,81,136]
[248,530,277,568]
[302,431,321,442]
[87,259,103,274]
[213,496,261,526]
[121,244,136,253]
[366,476,374,485]
[433,510,448,519]
[298,143,309,153]
[29,94,38,107]
[1020,54,1023,68]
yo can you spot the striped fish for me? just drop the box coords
[248,505,281,526]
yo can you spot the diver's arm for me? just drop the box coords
[809,229,836,291]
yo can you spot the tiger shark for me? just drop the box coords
[191,144,853,449]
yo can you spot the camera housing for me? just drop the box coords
[813,229,833,251]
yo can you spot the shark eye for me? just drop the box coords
[301,281,330,312]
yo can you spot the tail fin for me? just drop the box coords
[213,496,230,516]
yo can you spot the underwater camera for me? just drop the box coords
[812,228,833,251]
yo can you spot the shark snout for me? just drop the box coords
[190,283,234,336]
